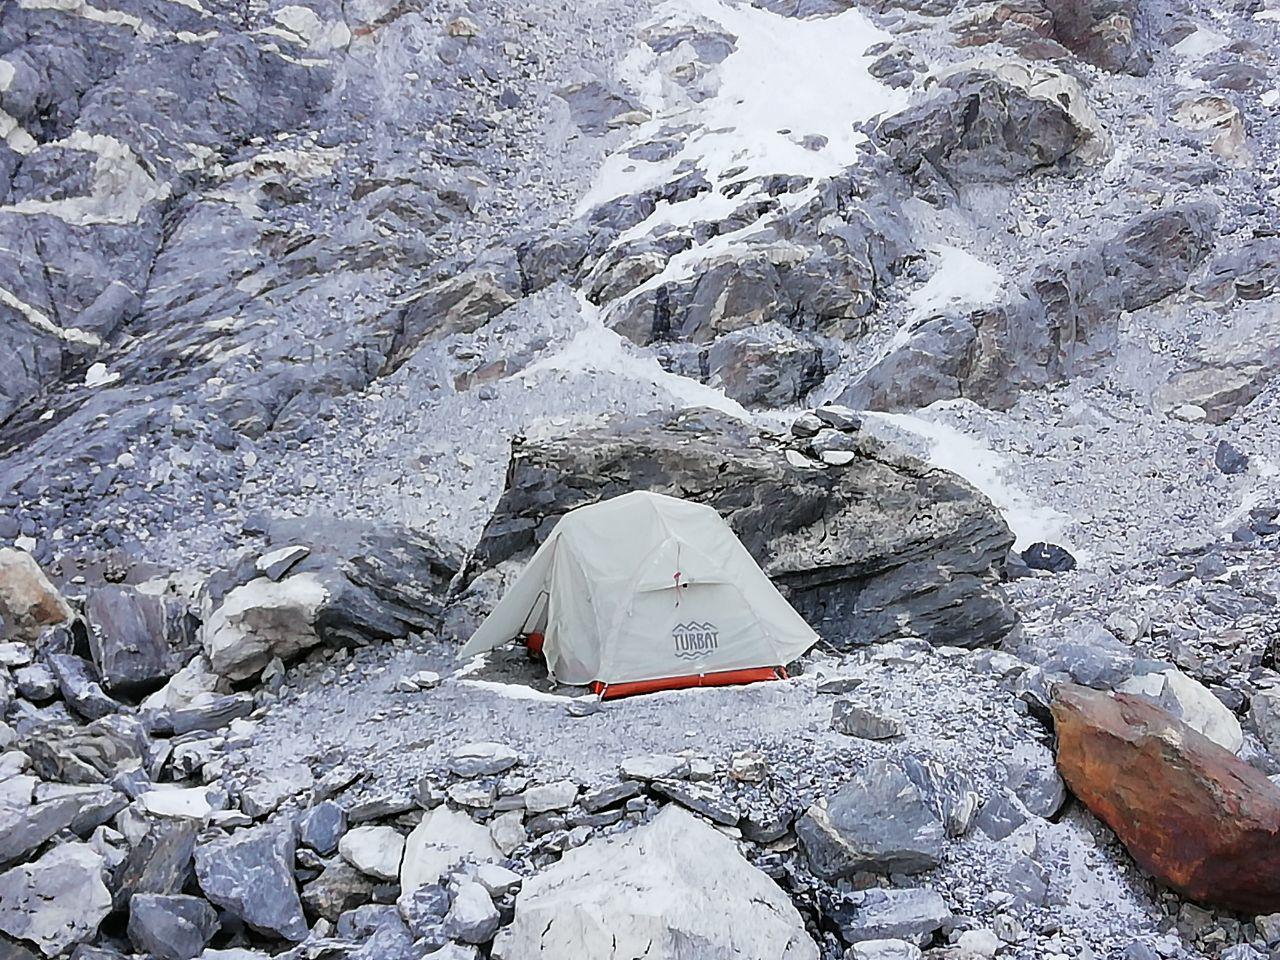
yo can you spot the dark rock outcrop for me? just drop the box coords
[846,203,1218,411]
[874,65,1097,185]
[466,408,1015,648]
[1052,683,1280,913]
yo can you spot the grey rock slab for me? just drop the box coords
[832,888,952,947]
[194,822,307,941]
[85,587,178,698]
[448,742,519,778]
[297,800,346,856]
[127,894,219,960]
[831,700,903,740]
[112,816,198,910]
[45,655,119,722]
[0,842,111,957]
[797,759,944,878]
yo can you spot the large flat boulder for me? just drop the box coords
[466,409,1014,649]
[494,805,817,959]
[0,842,112,957]
[1051,683,1280,912]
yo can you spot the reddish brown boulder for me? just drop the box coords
[0,548,72,643]
[1052,682,1280,913]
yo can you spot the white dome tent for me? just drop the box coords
[459,491,819,699]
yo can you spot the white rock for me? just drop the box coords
[443,879,500,944]
[339,825,406,880]
[820,450,858,466]
[241,763,313,818]
[139,786,219,820]
[1118,668,1243,752]
[474,862,522,897]
[0,842,112,956]
[489,811,526,856]
[141,655,222,712]
[401,807,500,893]
[956,929,1001,957]
[202,575,328,681]
[522,779,577,813]
[494,806,817,960]
[847,941,922,960]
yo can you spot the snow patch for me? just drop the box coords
[84,362,120,388]
[520,295,751,421]
[577,0,907,309]
[876,246,1004,359]
[455,679,583,704]
[870,406,1074,554]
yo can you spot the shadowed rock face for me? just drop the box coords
[1051,683,1280,914]
[468,408,1015,649]
[845,202,1218,412]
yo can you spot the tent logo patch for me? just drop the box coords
[672,621,719,660]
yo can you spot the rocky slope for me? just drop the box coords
[2,0,1280,957]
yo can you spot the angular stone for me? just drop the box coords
[443,880,499,945]
[12,665,55,702]
[494,807,816,959]
[396,882,450,938]
[300,860,376,921]
[112,817,198,910]
[401,807,500,893]
[448,742,519,778]
[255,546,310,582]
[45,655,119,721]
[831,888,952,947]
[127,894,218,960]
[0,550,72,644]
[649,780,739,826]
[339,825,405,880]
[522,780,577,814]
[169,694,255,735]
[194,822,307,941]
[297,800,347,856]
[84,587,178,698]
[1052,683,1280,912]
[797,759,943,878]
[201,576,328,682]
[831,700,903,740]
[580,781,642,813]
[0,843,111,957]
[1117,669,1243,753]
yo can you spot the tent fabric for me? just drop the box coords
[460,491,819,688]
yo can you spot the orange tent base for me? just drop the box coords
[591,666,788,701]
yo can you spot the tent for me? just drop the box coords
[458,491,818,699]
